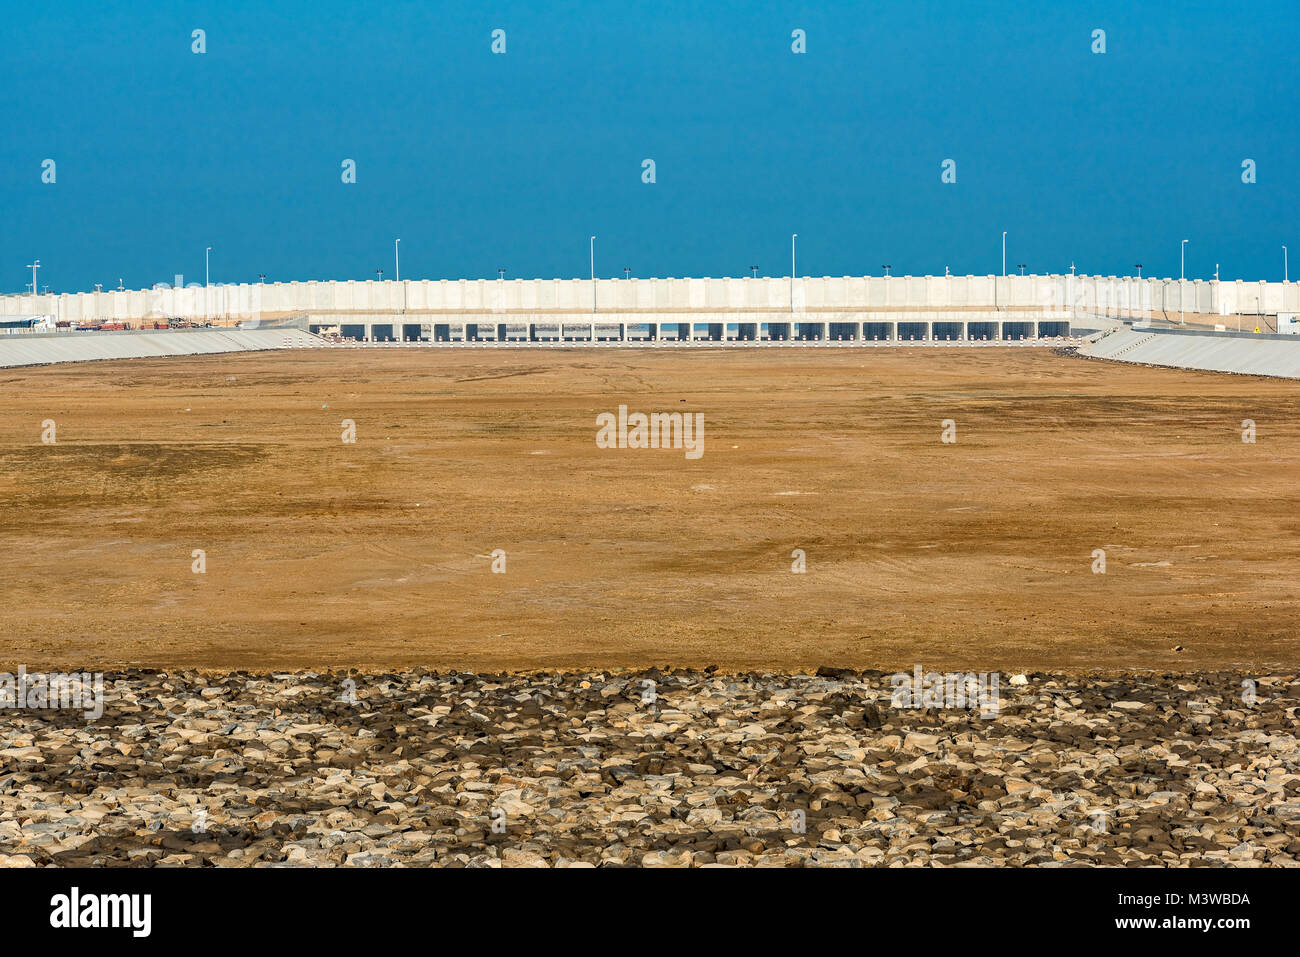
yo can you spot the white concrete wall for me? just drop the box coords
[4,275,1296,323]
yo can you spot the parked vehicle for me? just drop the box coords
[0,315,55,331]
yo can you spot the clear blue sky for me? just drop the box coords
[1,0,1296,293]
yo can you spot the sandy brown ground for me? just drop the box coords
[1,347,1297,673]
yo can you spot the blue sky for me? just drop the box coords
[1,0,1296,293]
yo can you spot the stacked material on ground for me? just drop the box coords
[0,328,320,369]
[1081,326,1300,379]
[0,669,1295,867]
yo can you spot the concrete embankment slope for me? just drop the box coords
[1080,327,1300,380]
[0,328,320,369]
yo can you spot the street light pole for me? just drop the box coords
[1284,246,1289,283]
[590,236,596,315]
[1002,232,1007,277]
[1180,239,1188,324]
[205,247,211,287]
[26,260,40,310]
[395,239,401,282]
[790,234,797,313]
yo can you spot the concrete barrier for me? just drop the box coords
[1080,327,1300,379]
[0,328,321,369]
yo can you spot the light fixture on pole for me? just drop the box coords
[589,236,596,315]
[1284,246,1289,283]
[881,265,892,277]
[498,268,506,280]
[258,273,266,284]
[1017,263,1027,276]
[623,267,630,280]
[1134,264,1142,278]
[1214,264,1220,281]
[205,247,211,286]
[376,268,383,281]
[750,265,758,278]
[395,239,401,282]
[1002,232,1007,277]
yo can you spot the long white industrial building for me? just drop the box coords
[2,274,1295,329]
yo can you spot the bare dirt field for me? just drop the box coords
[2,346,1297,673]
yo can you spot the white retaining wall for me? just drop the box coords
[1080,327,1300,379]
[3,275,1296,325]
[0,328,319,369]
